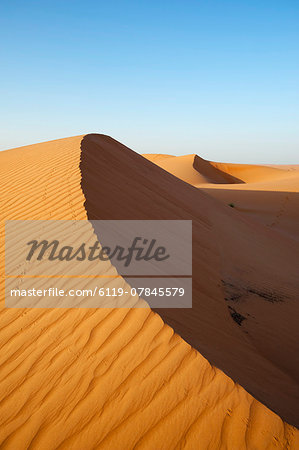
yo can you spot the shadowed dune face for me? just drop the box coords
[81,134,299,427]
[201,188,299,241]
[0,134,298,448]
[193,155,244,184]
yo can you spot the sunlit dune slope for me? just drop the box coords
[145,154,243,185]
[144,154,209,184]
[144,153,299,240]
[209,160,293,183]
[145,154,296,185]
[0,135,298,449]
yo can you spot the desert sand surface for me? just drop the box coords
[0,135,298,449]
[145,153,299,240]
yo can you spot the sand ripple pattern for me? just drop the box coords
[0,136,298,449]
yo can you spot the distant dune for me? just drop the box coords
[0,135,298,449]
[144,153,299,240]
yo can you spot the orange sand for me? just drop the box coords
[0,135,298,449]
[144,153,299,240]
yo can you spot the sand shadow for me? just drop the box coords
[80,133,299,427]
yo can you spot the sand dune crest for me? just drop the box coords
[0,135,298,448]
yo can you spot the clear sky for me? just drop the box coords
[1,1,298,163]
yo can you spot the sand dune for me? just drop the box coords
[145,154,243,185]
[144,153,298,185]
[144,153,299,240]
[208,161,294,184]
[0,135,298,449]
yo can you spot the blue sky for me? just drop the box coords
[1,1,298,163]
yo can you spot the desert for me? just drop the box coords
[2,1,298,447]
[0,134,298,449]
